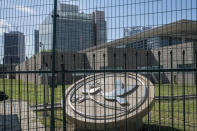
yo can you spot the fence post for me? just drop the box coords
[182,50,186,131]
[93,54,97,130]
[113,53,117,130]
[61,55,66,131]
[103,53,106,131]
[10,57,13,131]
[26,56,30,131]
[195,50,197,126]
[83,54,87,128]
[73,54,77,130]
[3,58,6,131]
[170,50,174,130]
[124,52,128,131]
[34,56,38,130]
[51,0,58,130]
[135,51,138,131]
[158,51,161,131]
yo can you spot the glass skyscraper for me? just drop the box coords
[39,4,107,52]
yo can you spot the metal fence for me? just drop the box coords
[0,0,197,131]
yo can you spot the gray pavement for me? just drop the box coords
[0,100,44,131]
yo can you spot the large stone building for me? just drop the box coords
[38,4,107,53]
[15,48,151,84]
[16,52,91,84]
[80,19,197,84]
[151,42,196,84]
[16,19,197,84]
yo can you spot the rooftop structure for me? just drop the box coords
[79,19,197,52]
[123,26,152,37]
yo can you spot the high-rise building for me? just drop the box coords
[39,4,107,52]
[4,31,25,64]
[34,30,39,54]
[93,11,107,45]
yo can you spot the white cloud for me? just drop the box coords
[15,5,35,15]
[0,19,11,36]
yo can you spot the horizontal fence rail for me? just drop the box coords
[1,68,197,74]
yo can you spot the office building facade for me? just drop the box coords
[39,4,107,52]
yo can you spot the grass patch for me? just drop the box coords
[154,84,196,96]
[144,84,197,130]
[143,99,197,130]
[0,79,66,105]
[0,79,196,130]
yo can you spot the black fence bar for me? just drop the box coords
[10,58,13,131]
[170,51,174,130]
[61,55,66,131]
[113,53,117,130]
[158,51,161,131]
[196,50,197,130]
[26,57,30,131]
[83,54,87,129]
[182,50,186,131]
[146,51,150,131]
[2,58,6,131]
[34,56,38,131]
[93,54,97,130]
[135,51,139,131]
[124,53,128,131]
[73,54,77,130]
[50,0,58,130]
[103,53,106,131]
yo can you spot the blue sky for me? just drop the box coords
[0,0,196,62]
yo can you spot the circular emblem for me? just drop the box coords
[65,73,154,130]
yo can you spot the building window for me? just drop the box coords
[185,38,197,43]
[169,37,172,45]
[100,66,123,70]
[177,64,194,69]
[137,66,163,70]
